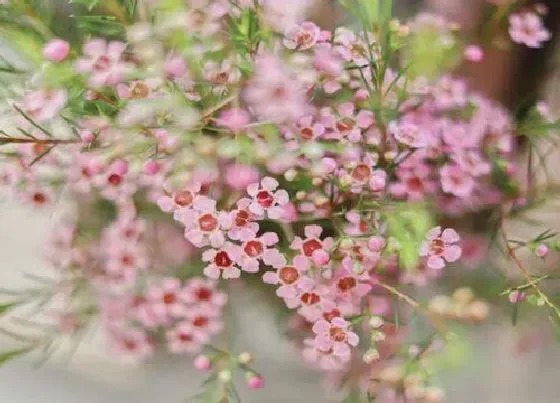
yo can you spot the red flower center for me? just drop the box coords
[244,240,263,257]
[198,213,218,232]
[121,254,134,266]
[123,339,137,351]
[300,127,314,140]
[179,333,193,343]
[193,316,209,327]
[93,55,111,72]
[256,190,274,208]
[214,251,232,267]
[301,292,320,305]
[302,239,322,257]
[196,287,212,301]
[278,266,300,285]
[323,309,341,322]
[108,173,122,186]
[430,239,445,255]
[163,292,176,305]
[235,210,250,226]
[329,327,347,343]
[32,192,47,204]
[352,164,371,182]
[407,177,423,192]
[336,118,354,133]
[337,276,357,292]
[174,190,194,207]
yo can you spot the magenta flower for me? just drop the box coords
[509,13,551,48]
[312,317,359,360]
[420,226,462,270]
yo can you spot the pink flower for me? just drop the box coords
[388,121,427,148]
[185,305,223,339]
[283,21,320,50]
[175,202,232,248]
[227,199,260,241]
[116,78,161,100]
[164,55,187,79]
[67,154,103,193]
[237,231,286,272]
[75,38,132,87]
[263,255,315,299]
[18,89,67,122]
[440,164,475,197]
[312,317,359,360]
[302,337,347,371]
[420,226,462,270]
[146,278,189,319]
[464,45,484,62]
[509,13,550,48]
[244,54,311,123]
[216,108,251,132]
[166,322,206,354]
[43,39,70,62]
[109,328,154,363]
[261,0,312,32]
[244,177,289,219]
[157,182,202,213]
[291,225,334,262]
[432,76,468,110]
[94,161,137,202]
[181,277,227,309]
[333,259,372,300]
[508,290,526,304]
[105,242,148,274]
[203,59,241,95]
[202,242,243,279]
[321,104,374,143]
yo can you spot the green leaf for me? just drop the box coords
[0,302,18,315]
[0,347,32,366]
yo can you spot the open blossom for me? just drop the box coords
[321,103,374,143]
[244,177,289,219]
[157,182,202,213]
[216,108,251,133]
[75,38,132,87]
[203,59,241,95]
[146,278,189,320]
[263,255,314,299]
[166,322,206,354]
[180,277,227,309]
[291,225,334,262]
[237,231,286,272]
[18,89,67,122]
[202,242,242,279]
[283,21,320,50]
[509,12,551,48]
[312,317,359,361]
[420,226,462,270]
[109,328,154,362]
[440,164,475,197]
[389,121,427,148]
[302,337,348,371]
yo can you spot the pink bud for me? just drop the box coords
[354,89,369,101]
[193,355,212,371]
[312,249,330,266]
[508,290,526,304]
[536,244,549,258]
[165,56,187,79]
[43,39,70,62]
[464,45,484,62]
[246,375,264,390]
[368,236,385,252]
[144,160,160,175]
[112,159,128,175]
[80,129,95,143]
[369,170,387,192]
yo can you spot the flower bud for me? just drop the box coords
[237,351,253,365]
[246,373,264,390]
[43,39,70,62]
[368,316,383,329]
[218,369,232,383]
[193,355,212,371]
[536,244,549,258]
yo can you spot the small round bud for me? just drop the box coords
[367,236,385,252]
[508,290,526,304]
[296,191,307,200]
[284,168,297,182]
[312,177,323,186]
[408,344,421,358]
[464,45,484,62]
[144,159,160,175]
[80,129,95,143]
[218,369,232,383]
[193,355,212,371]
[237,352,253,365]
[536,244,549,258]
[43,39,70,62]
[379,366,404,385]
[428,295,453,316]
[246,374,264,390]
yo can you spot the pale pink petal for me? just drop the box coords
[441,228,460,243]
[443,245,462,262]
[203,266,220,279]
[223,267,241,279]
[311,320,330,334]
[263,271,279,284]
[427,255,445,270]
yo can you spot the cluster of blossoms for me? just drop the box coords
[0,0,556,401]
